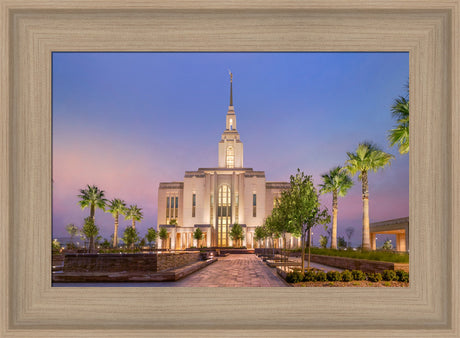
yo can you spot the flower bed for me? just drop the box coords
[285,269,409,287]
[293,280,409,287]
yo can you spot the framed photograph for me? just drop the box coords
[1,0,458,336]
[51,51,409,288]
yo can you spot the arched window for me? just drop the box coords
[229,118,233,130]
[226,146,234,168]
[217,185,231,247]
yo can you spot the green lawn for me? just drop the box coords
[289,248,409,263]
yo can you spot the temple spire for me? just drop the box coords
[229,70,233,106]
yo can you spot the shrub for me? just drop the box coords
[286,270,304,283]
[367,272,382,282]
[319,235,328,248]
[341,270,353,282]
[382,270,397,281]
[395,270,409,283]
[351,270,366,281]
[315,271,327,282]
[303,270,316,282]
[326,271,342,281]
[52,239,61,253]
[66,242,78,251]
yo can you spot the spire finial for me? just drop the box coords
[228,69,233,106]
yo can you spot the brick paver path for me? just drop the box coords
[174,254,287,287]
[53,254,288,287]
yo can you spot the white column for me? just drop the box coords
[370,233,376,250]
[171,229,176,250]
[207,228,211,247]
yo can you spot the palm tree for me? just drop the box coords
[125,204,143,230]
[319,166,353,249]
[106,198,127,248]
[343,142,394,251]
[388,95,409,154]
[77,185,106,251]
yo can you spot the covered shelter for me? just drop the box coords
[370,217,409,252]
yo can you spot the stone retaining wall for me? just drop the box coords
[255,249,409,273]
[157,252,201,271]
[307,254,409,273]
[63,252,200,273]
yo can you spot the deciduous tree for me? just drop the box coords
[146,227,158,249]
[81,217,99,253]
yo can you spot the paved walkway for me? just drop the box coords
[174,254,287,287]
[289,257,344,272]
[53,254,287,287]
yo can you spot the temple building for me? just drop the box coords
[157,73,293,249]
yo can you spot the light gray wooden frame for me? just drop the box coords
[0,0,458,336]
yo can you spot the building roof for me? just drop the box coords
[194,224,211,228]
[370,217,409,233]
[158,224,177,228]
[158,182,184,189]
[266,182,290,189]
[183,167,267,178]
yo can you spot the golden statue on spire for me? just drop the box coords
[228,69,233,82]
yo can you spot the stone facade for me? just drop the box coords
[157,252,201,271]
[63,252,200,273]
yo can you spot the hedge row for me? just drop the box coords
[285,248,409,263]
[286,269,409,283]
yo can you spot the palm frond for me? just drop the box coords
[388,94,409,154]
[320,166,353,196]
[345,142,394,178]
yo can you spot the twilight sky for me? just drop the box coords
[52,52,409,247]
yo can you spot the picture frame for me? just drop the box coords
[0,0,458,336]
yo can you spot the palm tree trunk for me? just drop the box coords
[113,213,118,248]
[90,204,95,222]
[132,219,136,230]
[361,171,371,251]
[331,191,338,249]
[90,204,95,252]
